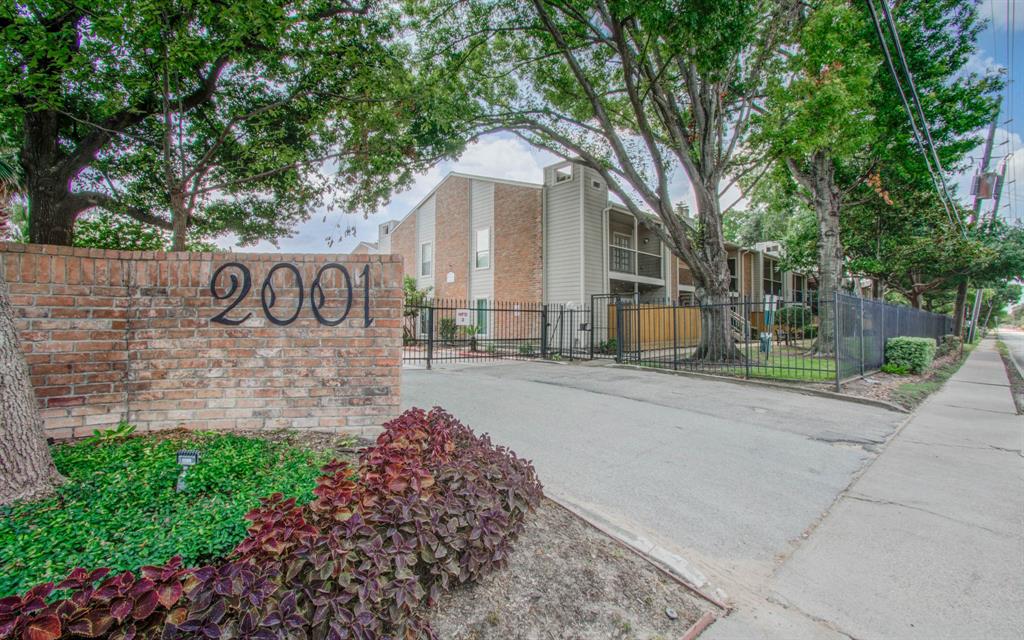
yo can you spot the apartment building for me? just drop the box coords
[364,160,810,307]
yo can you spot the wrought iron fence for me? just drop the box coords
[834,293,953,385]
[402,299,589,367]
[403,293,953,387]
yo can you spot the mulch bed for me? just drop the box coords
[812,349,963,409]
[431,499,714,639]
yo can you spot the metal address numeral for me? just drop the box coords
[210,263,253,325]
[210,261,373,326]
[310,263,353,327]
[260,263,304,326]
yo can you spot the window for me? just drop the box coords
[475,228,490,269]
[475,298,488,334]
[554,165,573,182]
[592,179,602,189]
[727,257,738,292]
[420,242,432,277]
[763,257,782,296]
[610,232,634,273]
[793,274,805,302]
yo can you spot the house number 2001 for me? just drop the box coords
[209,262,373,327]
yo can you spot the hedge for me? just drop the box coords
[0,408,543,640]
[885,336,937,374]
[936,334,961,357]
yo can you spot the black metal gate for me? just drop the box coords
[403,299,593,367]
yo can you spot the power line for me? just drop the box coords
[877,0,964,224]
[863,0,966,236]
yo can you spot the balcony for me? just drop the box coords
[609,245,663,280]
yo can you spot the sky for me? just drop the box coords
[223,1,1024,254]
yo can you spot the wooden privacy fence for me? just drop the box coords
[610,304,702,349]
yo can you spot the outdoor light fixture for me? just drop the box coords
[175,449,201,492]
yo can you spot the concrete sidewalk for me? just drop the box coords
[760,340,1023,639]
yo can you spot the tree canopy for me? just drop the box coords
[1,0,467,247]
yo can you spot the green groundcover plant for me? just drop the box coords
[0,432,333,598]
[0,408,543,639]
[885,336,937,374]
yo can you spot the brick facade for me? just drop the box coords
[432,176,470,300]
[389,212,417,282]
[493,183,543,302]
[1,243,402,439]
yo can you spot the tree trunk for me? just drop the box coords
[788,152,842,355]
[951,281,968,337]
[693,288,742,361]
[688,181,741,362]
[0,271,63,506]
[170,190,188,251]
[23,111,78,246]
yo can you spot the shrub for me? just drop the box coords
[0,408,543,640]
[801,324,818,339]
[597,338,617,354]
[881,363,910,375]
[936,334,961,357]
[776,304,811,329]
[885,336,937,374]
[0,432,333,597]
[437,317,457,344]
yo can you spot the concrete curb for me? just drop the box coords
[546,493,729,611]
[681,612,718,640]
[607,363,910,414]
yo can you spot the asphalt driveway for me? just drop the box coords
[402,360,905,617]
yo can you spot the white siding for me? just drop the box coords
[543,164,583,304]
[416,194,436,290]
[581,166,608,300]
[469,180,494,301]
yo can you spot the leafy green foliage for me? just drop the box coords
[885,336,937,374]
[0,408,543,639]
[880,363,910,375]
[72,212,218,252]
[2,1,468,245]
[936,334,961,358]
[0,432,332,598]
[438,317,457,344]
[81,422,136,445]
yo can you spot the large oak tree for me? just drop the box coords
[417,0,796,360]
[1,1,466,248]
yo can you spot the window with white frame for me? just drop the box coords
[763,257,782,296]
[420,241,432,277]
[727,257,738,293]
[475,228,490,269]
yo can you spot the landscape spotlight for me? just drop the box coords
[175,449,201,492]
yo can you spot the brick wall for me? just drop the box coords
[433,176,470,300]
[0,243,402,439]
[493,183,543,302]
[390,213,416,283]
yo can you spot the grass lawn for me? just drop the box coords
[0,430,341,597]
[637,352,836,382]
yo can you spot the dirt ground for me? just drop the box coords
[431,500,715,640]
[813,349,963,408]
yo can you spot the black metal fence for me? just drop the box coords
[834,293,953,384]
[403,293,953,387]
[402,299,590,367]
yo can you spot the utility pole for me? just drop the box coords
[956,111,999,339]
[967,151,1010,343]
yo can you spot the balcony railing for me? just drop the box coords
[610,246,662,280]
